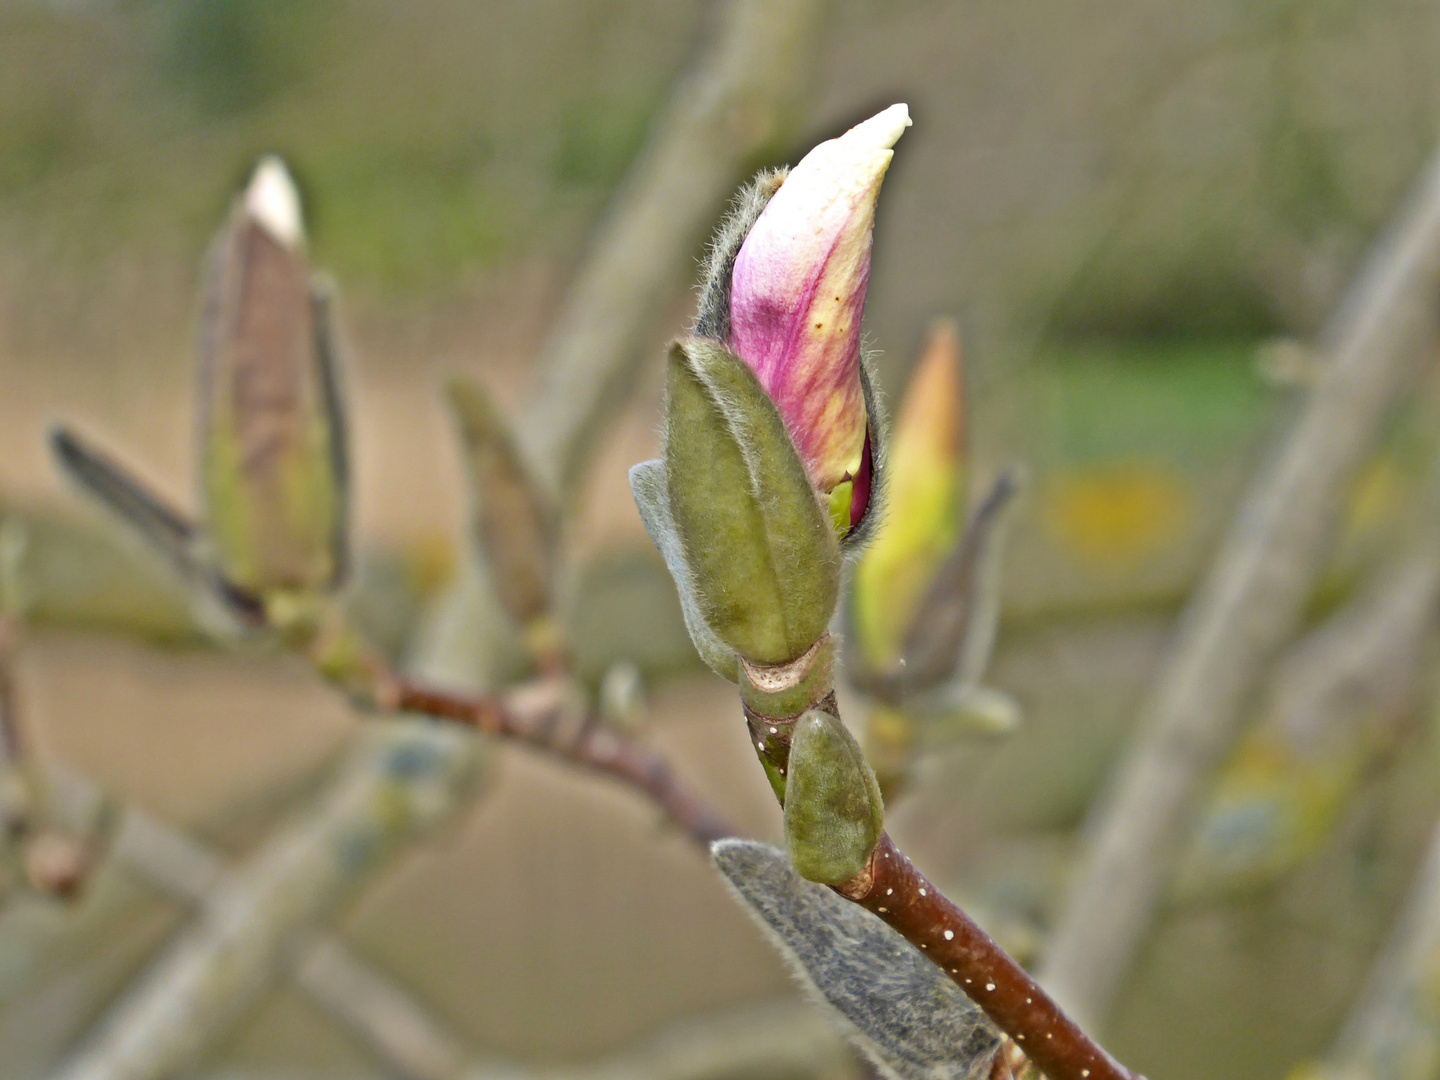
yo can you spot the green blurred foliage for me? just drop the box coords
[161,0,333,118]
[551,94,656,190]
[1022,339,1276,467]
[0,1,694,293]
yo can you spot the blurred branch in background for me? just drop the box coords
[1303,807,1440,1080]
[532,999,852,1080]
[45,722,482,1080]
[36,768,480,1080]
[1041,139,1440,1029]
[49,783,833,1080]
[188,1000,854,1080]
[1173,542,1440,901]
[518,0,826,500]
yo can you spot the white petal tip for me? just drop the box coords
[843,104,911,152]
[244,156,304,248]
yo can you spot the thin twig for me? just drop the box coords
[388,678,734,847]
[1039,139,1440,1029]
[41,763,847,1080]
[844,835,1126,1080]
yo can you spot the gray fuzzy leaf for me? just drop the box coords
[712,839,1001,1080]
[628,459,740,682]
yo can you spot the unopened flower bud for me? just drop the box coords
[727,104,910,535]
[199,156,348,603]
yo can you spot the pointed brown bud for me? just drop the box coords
[198,157,348,602]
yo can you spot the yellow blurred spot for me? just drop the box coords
[1346,456,1402,536]
[404,530,458,597]
[1043,464,1188,567]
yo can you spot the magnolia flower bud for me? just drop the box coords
[636,108,910,677]
[853,319,966,668]
[199,156,348,602]
[727,104,909,535]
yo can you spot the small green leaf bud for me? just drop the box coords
[783,709,884,885]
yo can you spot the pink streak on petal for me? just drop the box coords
[730,217,869,491]
[726,105,908,496]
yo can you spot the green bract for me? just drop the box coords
[783,709,884,885]
[662,337,840,667]
[629,458,741,682]
[446,377,556,630]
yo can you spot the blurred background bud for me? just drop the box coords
[882,466,1023,696]
[853,319,967,670]
[445,376,558,657]
[727,104,910,536]
[839,322,1022,794]
[844,319,1022,702]
[661,338,839,667]
[783,709,884,885]
[198,156,349,604]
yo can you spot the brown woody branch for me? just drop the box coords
[387,671,1098,1075]
[744,703,1142,1080]
[842,835,1134,1080]
[388,677,734,847]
